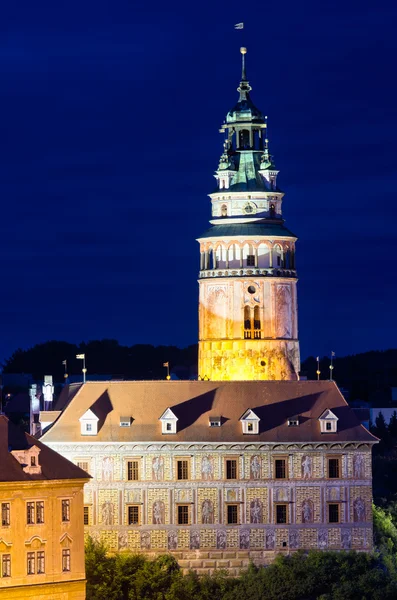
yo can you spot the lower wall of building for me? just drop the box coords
[0,579,86,600]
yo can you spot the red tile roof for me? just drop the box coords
[0,415,90,482]
[40,380,377,444]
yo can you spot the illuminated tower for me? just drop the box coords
[197,48,300,381]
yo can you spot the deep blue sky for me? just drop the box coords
[1,0,396,363]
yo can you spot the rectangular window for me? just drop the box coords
[177,460,189,480]
[246,254,255,266]
[226,459,237,480]
[128,505,139,525]
[227,504,238,524]
[127,460,139,481]
[31,456,36,466]
[166,423,172,431]
[86,423,92,432]
[326,422,332,431]
[83,506,89,526]
[37,551,45,574]
[62,549,71,572]
[62,499,70,522]
[2,554,10,577]
[275,458,287,479]
[36,501,44,524]
[27,552,35,575]
[276,504,288,524]
[77,461,89,473]
[177,505,189,525]
[328,503,340,523]
[328,458,340,479]
[27,502,35,525]
[1,503,10,526]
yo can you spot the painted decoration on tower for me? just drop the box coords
[302,499,314,523]
[201,455,214,480]
[152,500,165,525]
[250,455,261,479]
[250,499,262,524]
[152,456,164,481]
[206,285,227,338]
[202,500,214,524]
[276,285,292,338]
[301,455,312,479]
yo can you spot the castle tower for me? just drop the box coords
[197,48,300,381]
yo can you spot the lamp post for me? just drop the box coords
[329,351,335,381]
[316,356,320,381]
[76,354,87,383]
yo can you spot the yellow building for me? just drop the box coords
[0,415,89,599]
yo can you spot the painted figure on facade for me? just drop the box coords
[353,454,365,479]
[168,531,178,550]
[153,500,165,525]
[301,455,312,479]
[318,529,328,549]
[118,532,128,550]
[240,529,250,549]
[141,532,150,550]
[353,497,365,522]
[250,455,261,479]
[152,456,164,481]
[101,501,114,525]
[217,529,227,549]
[250,499,262,524]
[190,530,200,550]
[201,456,214,480]
[266,529,275,550]
[289,530,299,548]
[302,499,313,523]
[341,529,352,550]
[102,456,114,481]
[202,499,214,524]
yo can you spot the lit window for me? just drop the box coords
[2,554,10,577]
[1,503,10,526]
[62,500,70,522]
[288,419,299,427]
[128,506,139,525]
[177,505,189,525]
[247,423,253,432]
[227,504,238,524]
[62,549,71,572]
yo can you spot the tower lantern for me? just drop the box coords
[197,48,300,381]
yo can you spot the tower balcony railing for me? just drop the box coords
[199,267,297,279]
[244,330,263,339]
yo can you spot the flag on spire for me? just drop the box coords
[234,22,244,29]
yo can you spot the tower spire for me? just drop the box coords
[237,47,252,101]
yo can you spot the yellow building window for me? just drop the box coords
[176,459,189,480]
[2,554,10,577]
[1,503,10,527]
[62,499,70,522]
[37,551,45,574]
[62,549,71,572]
[127,460,139,481]
[36,501,44,524]
[177,505,189,525]
[27,502,35,525]
[27,552,35,575]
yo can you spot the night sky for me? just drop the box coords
[1,0,396,364]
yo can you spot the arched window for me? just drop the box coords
[244,306,252,339]
[254,306,261,338]
[239,129,250,149]
[270,203,276,218]
[221,204,227,217]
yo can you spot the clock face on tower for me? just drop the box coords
[244,203,255,214]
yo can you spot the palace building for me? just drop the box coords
[38,48,376,573]
[0,415,89,599]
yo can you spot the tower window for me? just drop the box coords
[246,255,255,266]
[221,204,227,217]
[270,203,276,218]
[254,306,261,338]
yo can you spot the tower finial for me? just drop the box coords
[240,47,247,81]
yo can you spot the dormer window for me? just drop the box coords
[79,409,99,436]
[159,408,178,434]
[288,418,299,427]
[11,447,41,475]
[209,417,221,427]
[120,417,132,427]
[319,409,338,433]
[240,409,260,434]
